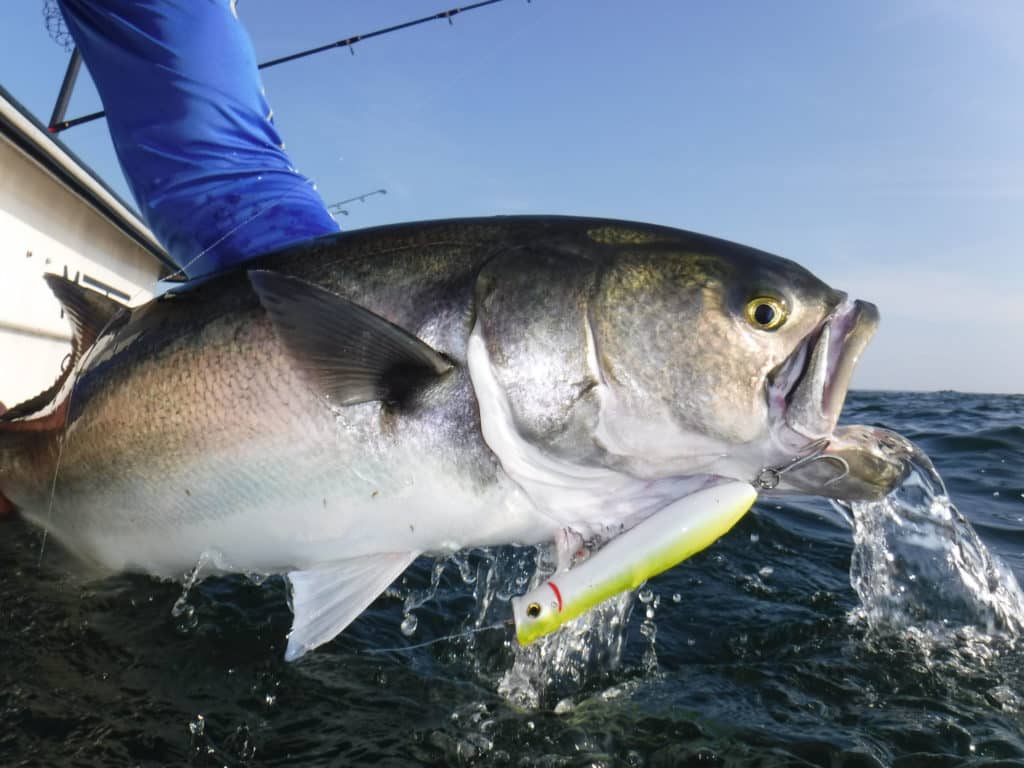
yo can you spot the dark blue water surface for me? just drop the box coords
[2,391,1023,766]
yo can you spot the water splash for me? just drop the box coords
[844,441,1024,638]
[393,546,641,709]
[497,588,635,709]
[473,545,638,709]
[402,557,447,614]
[171,557,207,632]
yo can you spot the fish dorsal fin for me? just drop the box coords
[285,552,418,661]
[43,274,128,354]
[248,270,452,407]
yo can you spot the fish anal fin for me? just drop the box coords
[285,552,418,661]
[247,270,452,407]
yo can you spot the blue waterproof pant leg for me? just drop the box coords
[56,0,339,277]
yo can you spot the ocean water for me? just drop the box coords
[2,390,1023,766]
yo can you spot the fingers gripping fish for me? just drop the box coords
[0,217,908,660]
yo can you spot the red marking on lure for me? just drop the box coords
[548,581,564,613]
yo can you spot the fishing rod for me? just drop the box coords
[260,0,510,69]
[47,0,524,134]
[328,189,388,218]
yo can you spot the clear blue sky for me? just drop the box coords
[4,1,1022,393]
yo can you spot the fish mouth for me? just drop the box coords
[759,298,900,502]
[769,298,879,442]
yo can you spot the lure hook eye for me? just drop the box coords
[526,602,542,618]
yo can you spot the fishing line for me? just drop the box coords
[37,441,62,564]
[38,312,119,565]
[159,174,321,284]
[362,620,512,655]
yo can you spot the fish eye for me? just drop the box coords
[526,602,542,618]
[745,297,787,331]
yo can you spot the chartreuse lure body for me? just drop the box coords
[512,481,758,645]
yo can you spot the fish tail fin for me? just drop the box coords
[0,274,118,514]
[1,275,128,424]
[0,402,10,516]
[0,404,68,518]
[0,419,25,517]
[0,276,127,517]
[42,273,128,354]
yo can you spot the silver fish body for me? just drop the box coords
[0,216,900,658]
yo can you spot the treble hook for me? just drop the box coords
[821,454,851,486]
[755,437,834,491]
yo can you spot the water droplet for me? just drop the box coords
[645,606,655,620]
[758,566,774,578]
[455,555,477,584]
[553,697,574,714]
[749,533,760,543]
[401,613,418,637]
[171,592,198,633]
[639,619,657,640]
[638,588,654,604]
[672,593,682,603]
[993,491,1000,497]
[189,714,205,736]
[171,593,192,619]
[264,694,276,707]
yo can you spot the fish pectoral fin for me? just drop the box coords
[248,270,453,407]
[285,551,418,661]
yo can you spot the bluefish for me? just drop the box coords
[0,217,909,659]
